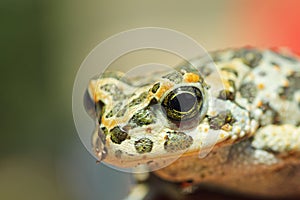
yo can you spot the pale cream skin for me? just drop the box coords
[86,48,300,197]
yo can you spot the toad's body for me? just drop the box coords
[85,48,300,198]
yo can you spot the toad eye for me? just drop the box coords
[162,86,203,121]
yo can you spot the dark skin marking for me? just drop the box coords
[278,72,300,101]
[151,82,160,93]
[233,48,262,68]
[211,50,226,62]
[239,82,257,103]
[199,65,213,77]
[258,102,281,126]
[105,102,122,118]
[208,110,236,130]
[100,126,108,135]
[116,107,127,117]
[100,83,126,100]
[110,126,128,144]
[164,131,193,152]
[129,92,148,107]
[149,97,158,105]
[100,83,118,92]
[134,138,153,153]
[221,67,239,77]
[218,80,236,101]
[128,108,155,127]
[258,71,267,76]
[218,90,235,101]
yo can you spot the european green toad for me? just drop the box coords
[85,47,300,198]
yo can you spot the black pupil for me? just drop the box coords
[170,93,196,113]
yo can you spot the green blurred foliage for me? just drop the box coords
[0,1,77,199]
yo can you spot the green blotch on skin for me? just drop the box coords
[218,89,235,101]
[239,82,257,103]
[234,48,262,68]
[101,126,108,135]
[221,67,239,77]
[278,72,300,101]
[208,110,236,130]
[129,108,155,127]
[134,138,153,153]
[116,107,127,117]
[100,83,126,101]
[129,92,148,107]
[105,102,122,118]
[110,126,128,144]
[164,131,193,152]
[100,83,118,92]
[151,82,160,93]
[218,80,236,101]
[258,102,280,125]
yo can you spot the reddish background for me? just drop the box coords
[241,0,300,54]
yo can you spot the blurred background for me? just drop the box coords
[1,0,299,199]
